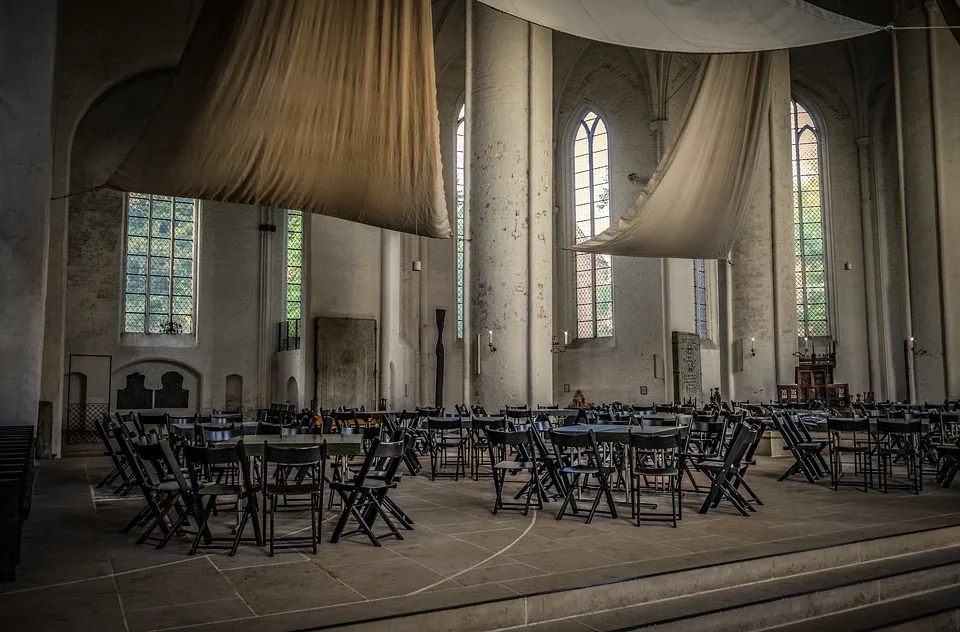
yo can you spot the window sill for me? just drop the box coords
[120,333,198,349]
[565,335,616,351]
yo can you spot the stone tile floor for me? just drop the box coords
[2,456,959,631]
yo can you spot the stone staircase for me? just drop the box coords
[310,524,960,632]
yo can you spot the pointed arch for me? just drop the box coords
[570,106,613,339]
[791,98,831,339]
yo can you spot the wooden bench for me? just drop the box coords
[0,425,36,582]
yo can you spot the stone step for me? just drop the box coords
[579,545,960,631]
[764,584,960,632]
[312,524,960,632]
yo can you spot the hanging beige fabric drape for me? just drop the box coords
[571,51,778,259]
[478,0,881,53]
[108,0,451,238]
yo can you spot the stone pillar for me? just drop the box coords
[856,136,884,398]
[730,50,794,402]
[470,4,552,409]
[379,229,400,407]
[257,206,277,407]
[0,0,57,427]
[894,3,960,401]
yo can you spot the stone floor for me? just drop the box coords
[3,455,960,632]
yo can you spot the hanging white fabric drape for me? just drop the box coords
[108,0,451,238]
[571,51,780,260]
[477,0,881,53]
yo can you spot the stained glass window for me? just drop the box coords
[455,104,466,339]
[123,193,197,334]
[694,259,708,340]
[573,110,613,339]
[286,209,303,321]
[791,100,830,338]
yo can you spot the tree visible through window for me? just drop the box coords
[573,110,613,338]
[791,100,830,338]
[286,209,303,322]
[124,193,197,334]
[455,104,466,339]
[694,259,708,340]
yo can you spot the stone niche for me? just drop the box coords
[113,360,200,414]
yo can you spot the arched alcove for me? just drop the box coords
[286,376,299,407]
[225,374,243,412]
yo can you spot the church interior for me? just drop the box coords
[2,1,960,630]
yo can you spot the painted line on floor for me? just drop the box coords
[406,509,539,595]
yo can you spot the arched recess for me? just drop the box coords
[225,374,243,412]
[286,377,299,407]
[111,358,202,413]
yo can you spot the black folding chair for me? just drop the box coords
[486,428,543,516]
[329,436,408,546]
[426,417,468,480]
[182,442,262,556]
[876,419,923,494]
[628,430,681,527]
[549,429,618,524]
[694,423,760,516]
[827,417,872,492]
[94,416,134,494]
[261,443,325,555]
[772,413,827,483]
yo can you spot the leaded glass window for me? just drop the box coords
[791,100,830,338]
[694,259,708,340]
[123,193,197,334]
[455,104,466,339]
[286,209,303,321]
[573,110,613,339]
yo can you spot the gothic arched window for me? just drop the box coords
[791,100,830,338]
[573,110,613,338]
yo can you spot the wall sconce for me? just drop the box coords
[750,337,756,357]
[487,330,497,353]
[908,336,928,356]
[551,330,570,354]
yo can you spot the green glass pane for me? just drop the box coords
[125,293,145,313]
[150,276,170,295]
[287,250,302,267]
[596,285,612,302]
[578,321,594,339]
[172,296,193,314]
[127,235,148,255]
[148,314,165,333]
[126,275,146,294]
[128,216,148,237]
[178,315,194,334]
[152,199,172,219]
[174,222,193,239]
[150,295,169,314]
[124,313,145,333]
[151,256,170,276]
[174,239,192,258]
[151,238,170,256]
[174,201,195,221]
[127,255,147,275]
[173,277,192,295]
[597,319,613,337]
[151,219,171,238]
[128,196,149,217]
[173,258,192,278]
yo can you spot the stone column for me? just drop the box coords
[0,0,57,427]
[893,2,960,401]
[730,50,794,401]
[469,4,552,409]
[379,229,400,407]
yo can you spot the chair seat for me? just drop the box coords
[492,460,535,470]
[834,445,870,453]
[148,480,181,493]
[264,482,322,495]
[198,483,246,497]
[797,441,827,449]
[329,479,396,492]
[694,459,724,471]
[634,466,679,477]
[562,464,602,475]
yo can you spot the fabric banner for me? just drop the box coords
[108,0,451,238]
[478,0,880,53]
[571,51,778,260]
